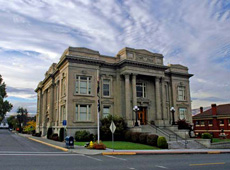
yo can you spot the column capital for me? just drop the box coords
[124,74,130,79]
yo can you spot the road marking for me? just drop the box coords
[128,168,136,170]
[104,155,127,161]
[155,165,168,169]
[189,162,225,166]
[28,137,68,152]
[0,153,84,156]
[85,155,102,161]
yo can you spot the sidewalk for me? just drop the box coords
[19,133,230,155]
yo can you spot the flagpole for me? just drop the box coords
[97,69,100,144]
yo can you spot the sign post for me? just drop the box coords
[110,121,116,152]
[63,120,67,138]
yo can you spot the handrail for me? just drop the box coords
[147,122,179,141]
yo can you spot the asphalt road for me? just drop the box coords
[1,129,230,170]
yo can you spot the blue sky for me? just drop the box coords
[0,0,229,115]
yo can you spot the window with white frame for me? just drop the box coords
[76,104,91,121]
[103,106,110,118]
[179,108,187,120]
[61,105,66,121]
[219,119,224,125]
[177,86,185,101]
[75,76,91,95]
[103,79,110,96]
[136,82,146,98]
[209,120,213,125]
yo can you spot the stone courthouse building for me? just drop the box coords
[35,47,193,136]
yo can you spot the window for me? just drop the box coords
[195,121,200,125]
[103,106,110,118]
[136,82,146,98]
[75,76,91,95]
[103,79,110,96]
[200,120,205,126]
[208,120,213,125]
[61,105,66,121]
[219,119,224,125]
[178,86,185,101]
[76,105,91,121]
[228,119,230,125]
[179,108,187,120]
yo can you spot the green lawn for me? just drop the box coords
[74,141,160,150]
[212,138,230,143]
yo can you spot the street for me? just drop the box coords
[0,129,230,170]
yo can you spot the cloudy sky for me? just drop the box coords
[0,0,229,115]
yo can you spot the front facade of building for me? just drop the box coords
[35,47,193,136]
[193,104,230,138]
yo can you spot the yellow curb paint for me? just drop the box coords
[28,137,69,152]
[189,162,225,166]
[102,152,136,155]
[207,151,221,154]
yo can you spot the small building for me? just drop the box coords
[0,117,9,129]
[35,47,193,136]
[193,104,230,138]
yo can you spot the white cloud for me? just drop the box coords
[0,0,229,112]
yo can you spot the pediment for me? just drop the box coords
[73,98,95,103]
[101,100,114,104]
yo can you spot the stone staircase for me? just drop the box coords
[136,124,207,149]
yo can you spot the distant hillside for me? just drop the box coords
[192,106,211,116]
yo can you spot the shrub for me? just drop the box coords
[75,130,92,142]
[47,127,53,139]
[124,131,132,141]
[59,128,65,142]
[139,133,148,144]
[100,115,127,141]
[131,132,141,143]
[202,133,212,139]
[147,134,158,146]
[51,133,59,141]
[93,141,106,150]
[157,136,168,149]
[177,119,190,129]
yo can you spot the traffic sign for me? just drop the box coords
[110,121,116,134]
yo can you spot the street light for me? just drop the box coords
[133,106,139,126]
[170,107,176,125]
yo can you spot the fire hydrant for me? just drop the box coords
[89,141,94,148]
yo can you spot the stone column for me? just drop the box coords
[132,74,137,121]
[155,77,161,120]
[124,74,131,121]
[49,83,54,126]
[161,78,167,120]
[38,90,43,132]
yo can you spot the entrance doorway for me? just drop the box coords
[138,107,147,125]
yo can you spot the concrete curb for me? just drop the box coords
[102,152,136,155]
[27,137,69,152]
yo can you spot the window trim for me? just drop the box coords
[75,75,92,95]
[102,79,110,97]
[102,106,110,118]
[75,104,91,122]
[177,86,186,101]
[178,107,187,120]
[136,82,146,98]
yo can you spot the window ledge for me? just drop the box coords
[200,125,205,127]
[220,124,224,126]
[73,94,94,97]
[73,121,94,123]
[208,125,213,126]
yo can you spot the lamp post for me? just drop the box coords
[170,107,176,125]
[133,106,139,126]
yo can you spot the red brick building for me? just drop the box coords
[193,104,230,138]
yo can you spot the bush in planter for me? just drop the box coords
[59,128,65,142]
[93,141,106,150]
[177,119,190,129]
[147,134,158,146]
[51,133,59,141]
[201,133,212,140]
[139,133,148,144]
[47,127,53,139]
[157,136,168,149]
[124,131,132,141]
[75,130,92,141]
[131,132,141,143]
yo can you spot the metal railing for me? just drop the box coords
[147,122,179,141]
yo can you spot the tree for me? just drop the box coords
[7,115,18,129]
[23,120,36,134]
[17,107,28,130]
[0,75,13,123]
